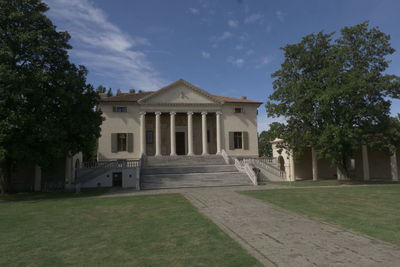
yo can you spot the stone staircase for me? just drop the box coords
[141,155,253,189]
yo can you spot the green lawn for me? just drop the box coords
[273,179,400,187]
[0,194,260,266]
[0,188,111,202]
[242,185,400,246]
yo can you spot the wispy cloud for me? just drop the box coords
[235,44,244,50]
[228,19,238,28]
[201,51,210,58]
[276,10,286,22]
[44,0,164,90]
[210,31,233,48]
[255,56,270,69]
[188,7,199,14]
[246,49,255,55]
[244,13,263,24]
[227,56,245,67]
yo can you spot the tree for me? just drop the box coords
[116,89,122,95]
[258,122,284,157]
[266,22,400,179]
[0,0,103,193]
[96,85,106,94]
[129,88,135,94]
[106,88,113,97]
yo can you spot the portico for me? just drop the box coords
[139,110,222,156]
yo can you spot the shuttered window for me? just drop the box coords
[112,106,127,112]
[229,131,249,150]
[111,133,134,152]
[234,132,242,149]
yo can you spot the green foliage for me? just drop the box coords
[116,88,122,95]
[0,0,103,191]
[106,87,113,96]
[267,22,400,176]
[129,88,135,94]
[96,85,106,93]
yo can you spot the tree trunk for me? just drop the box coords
[0,167,6,195]
[337,158,350,180]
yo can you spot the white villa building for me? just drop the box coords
[97,79,262,160]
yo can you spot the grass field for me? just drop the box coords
[242,185,400,246]
[273,180,400,187]
[0,194,260,266]
[0,188,110,202]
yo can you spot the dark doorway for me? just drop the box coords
[176,132,186,155]
[112,172,122,187]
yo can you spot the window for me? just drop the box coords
[113,106,127,112]
[146,130,153,144]
[234,107,243,113]
[234,132,242,149]
[117,133,127,151]
[207,130,210,143]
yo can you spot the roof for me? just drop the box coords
[99,79,262,104]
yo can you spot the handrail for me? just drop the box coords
[221,149,230,164]
[234,158,258,185]
[81,160,140,169]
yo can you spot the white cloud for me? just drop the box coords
[227,56,245,67]
[244,13,263,24]
[228,19,238,28]
[276,10,286,22]
[188,8,199,14]
[219,31,233,41]
[44,0,164,90]
[210,31,233,48]
[201,51,210,58]
[255,56,270,69]
[235,44,244,50]
[246,49,255,55]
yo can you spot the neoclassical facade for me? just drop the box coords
[97,79,262,160]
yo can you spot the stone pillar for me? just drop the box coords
[289,154,295,181]
[201,112,208,155]
[216,111,222,155]
[170,111,176,156]
[34,165,42,192]
[311,148,319,181]
[362,145,370,180]
[139,111,146,155]
[390,151,398,181]
[155,111,161,156]
[187,112,194,156]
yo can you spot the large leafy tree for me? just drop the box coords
[0,0,103,193]
[267,22,400,179]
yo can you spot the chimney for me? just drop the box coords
[241,96,247,100]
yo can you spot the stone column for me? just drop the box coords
[155,111,161,156]
[34,165,42,192]
[201,112,208,155]
[139,111,146,155]
[390,151,399,181]
[187,112,194,156]
[311,148,319,181]
[362,145,370,180]
[170,112,176,156]
[216,111,222,155]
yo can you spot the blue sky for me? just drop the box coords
[44,0,400,132]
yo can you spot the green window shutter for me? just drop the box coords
[111,133,118,153]
[127,133,134,153]
[229,132,234,150]
[243,131,249,150]
[112,106,116,112]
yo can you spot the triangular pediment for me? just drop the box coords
[138,79,222,104]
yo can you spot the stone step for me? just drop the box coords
[145,155,226,167]
[141,172,252,190]
[142,165,237,175]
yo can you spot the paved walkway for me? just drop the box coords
[182,186,400,267]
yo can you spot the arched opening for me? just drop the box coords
[278,155,285,173]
